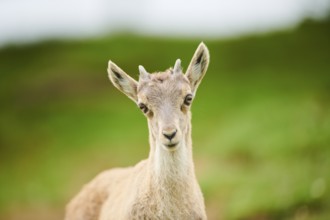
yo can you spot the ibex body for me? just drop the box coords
[66,43,210,220]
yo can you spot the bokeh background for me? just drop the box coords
[1,0,330,219]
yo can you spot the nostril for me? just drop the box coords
[163,130,177,141]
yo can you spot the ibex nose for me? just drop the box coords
[162,129,177,141]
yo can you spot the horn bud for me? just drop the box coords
[139,65,149,81]
[173,59,182,74]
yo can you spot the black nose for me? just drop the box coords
[163,130,177,141]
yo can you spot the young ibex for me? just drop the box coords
[66,43,210,220]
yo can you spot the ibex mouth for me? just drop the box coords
[166,143,178,148]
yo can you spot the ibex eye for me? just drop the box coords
[184,94,193,106]
[138,103,149,114]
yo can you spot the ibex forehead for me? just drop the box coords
[137,70,190,93]
[136,70,190,107]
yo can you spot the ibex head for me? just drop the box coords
[108,43,210,151]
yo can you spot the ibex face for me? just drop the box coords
[137,66,192,151]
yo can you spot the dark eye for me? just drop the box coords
[138,103,149,114]
[184,94,193,106]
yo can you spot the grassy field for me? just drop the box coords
[0,19,329,219]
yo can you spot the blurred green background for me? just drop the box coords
[0,19,330,220]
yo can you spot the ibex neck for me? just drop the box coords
[147,122,195,183]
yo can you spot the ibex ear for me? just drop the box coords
[185,42,210,94]
[108,61,138,102]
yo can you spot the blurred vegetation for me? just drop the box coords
[0,19,330,220]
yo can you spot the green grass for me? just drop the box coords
[0,19,330,219]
